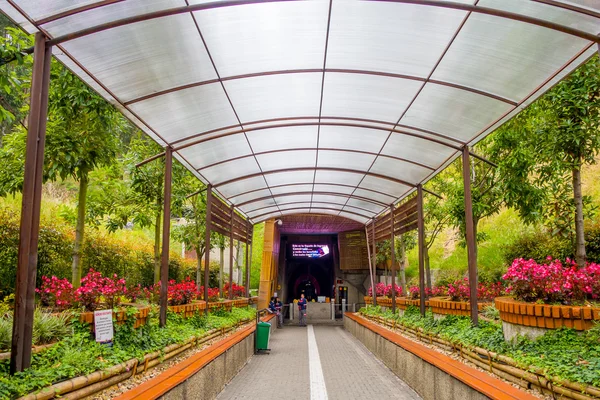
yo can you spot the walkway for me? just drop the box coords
[216,324,421,400]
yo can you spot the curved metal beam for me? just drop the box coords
[229,182,398,202]
[199,147,435,172]
[237,191,389,208]
[214,167,416,189]
[171,115,464,147]
[124,68,517,106]
[251,206,372,222]
[42,0,600,47]
[246,200,378,216]
[174,121,463,154]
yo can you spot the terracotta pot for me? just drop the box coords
[495,297,600,331]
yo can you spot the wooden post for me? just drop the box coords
[417,185,426,317]
[390,205,396,314]
[462,147,479,326]
[159,147,172,328]
[229,205,234,300]
[11,33,52,373]
[204,185,212,309]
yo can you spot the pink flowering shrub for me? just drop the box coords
[383,284,402,297]
[367,282,387,297]
[76,269,127,311]
[168,277,198,306]
[503,258,600,304]
[224,282,246,299]
[407,281,501,301]
[407,285,448,299]
[408,285,420,299]
[198,286,220,301]
[36,276,74,309]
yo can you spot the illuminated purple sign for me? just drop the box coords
[291,244,330,258]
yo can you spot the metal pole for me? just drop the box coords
[204,185,212,309]
[229,204,234,300]
[390,205,396,314]
[365,224,376,306]
[159,147,172,328]
[245,221,250,297]
[462,147,479,326]
[417,185,426,317]
[11,33,51,373]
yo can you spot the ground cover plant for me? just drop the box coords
[359,306,600,389]
[0,306,256,398]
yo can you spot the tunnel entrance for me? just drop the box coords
[283,237,335,303]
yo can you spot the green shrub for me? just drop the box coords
[503,230,573,265]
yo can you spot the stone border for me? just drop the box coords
[345,313,538,400]
[495,297,600,330]
[116,314,276,400]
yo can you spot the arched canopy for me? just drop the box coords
[3,0,599,224]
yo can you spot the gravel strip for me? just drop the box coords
[91,323,253,399]
[364,317,551,400]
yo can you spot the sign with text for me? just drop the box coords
[338,230,369,270]
[291,244,330,258]
[94,309,114,344]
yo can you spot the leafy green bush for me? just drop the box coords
[0,306,256,398]
[0,310,72,351]
[503,230,573,265]
[360,306,600,388]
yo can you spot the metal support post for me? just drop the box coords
[462,147,479,326]
[365,223,377,307]
[390,204,396,314]
[11,33,52,374]
[229,204,234,300]
[245,222,250,297]
[159,147,172,327]
[417,185,426,317]
[204,185,212,310]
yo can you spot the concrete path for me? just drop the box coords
[216,324,421,400]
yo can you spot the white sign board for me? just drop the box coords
[94,309,114,343]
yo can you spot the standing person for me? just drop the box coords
[298,293,307,326]
[275,297,283,328]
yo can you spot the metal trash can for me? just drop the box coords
[255,321,271,352]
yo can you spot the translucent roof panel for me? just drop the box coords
[62,14,217,103]
[128,83,238,143]
[193,1,329,77]
[431,6,590,102]
[318,126,389,154]
[178,133,251,169]
[3,0,597,224]
[247,126,318,153]
[321,72,422,123]
[317,150,376,171]
[41,0,183,38]
[225,73,322,123]
[257,150,317,171]
[400,83,513,142]
[327,1,468,77]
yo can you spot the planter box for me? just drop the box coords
[428,297,491,317]
[232,298,249,308]
[249,296,259,305]
[79,305,151,331]
[207,300,234,311]
[396,297,428,310]
[169,301,206,318]
[364,296,373,305]
[495,296,600,332]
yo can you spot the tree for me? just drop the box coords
[445,144,503,257]
[45,67,126,286]
[123,135,188,283]
[0,28,127,287]
[489,57,600,266]
[395,232,416,295]
[172,184,214,291]
[423,176,452,288]
[216,234,227,297]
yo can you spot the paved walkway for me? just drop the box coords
[216,324,421,400]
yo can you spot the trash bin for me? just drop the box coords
[255,321,271,351]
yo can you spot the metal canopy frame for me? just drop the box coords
[3,0,600,371]
[2,0,597,226]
